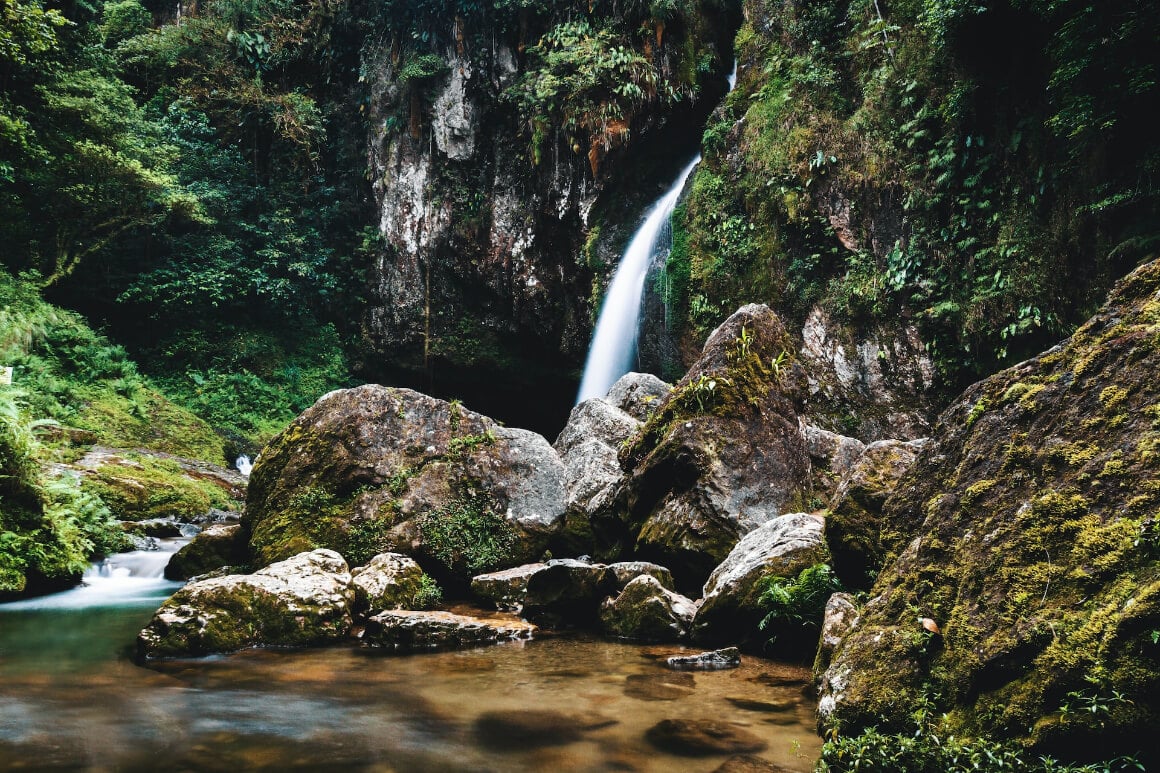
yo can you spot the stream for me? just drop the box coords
[0,546,823,771]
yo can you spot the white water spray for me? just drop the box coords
[576,156,700,403]
[575,61,739,404]
[236,454,253,477]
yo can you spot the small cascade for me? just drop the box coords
[576,156,701,403]
[0,540,185,611]
[236,454,253,477]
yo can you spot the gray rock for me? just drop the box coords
[814,592,859,677]
[522,559,615,623]
[693,514,828,643]
[470,562,546,611]
[164,523,249,581]
[665,647,741,671]
[351,552,424,613]
[644,718,766,755]
[607,561,675,591]
[554,398,639,457]
[605,372,672,422]
[600,575,697,642]
[138,549,355,659]
[800,421,866,498]
[361,609,535,651]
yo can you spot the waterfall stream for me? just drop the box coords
[575,61,739,404]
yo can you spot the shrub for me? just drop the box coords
[416,493,519,577]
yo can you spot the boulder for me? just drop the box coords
[243,385,566,582]
[360,608,535,651]
[613,305,813,593]
[692,513,828,643]
[605,372,672,422]
[799,421,865,500]
[607,561,675,591]
[599,575,696,641]
[522,559,616,623]
[350,552,424,613]
[469,562,546,611]
[665,647,741,671]
[818,260,1160,765]
[164,523,249,581]
[644,718,767,756]
[138,549,354,659]
[824,439,925,588]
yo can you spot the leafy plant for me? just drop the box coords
[411,573,443,609]
[758,563,843,645]
[416,493,519,576]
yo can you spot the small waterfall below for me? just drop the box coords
[576,156,701,403]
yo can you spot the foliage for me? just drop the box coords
[416,492,519,576]
[757,562,843,645]
[411,572,443,609]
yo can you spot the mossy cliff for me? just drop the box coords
[818,258,1160,766]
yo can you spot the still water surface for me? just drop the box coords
[0,552,822,771]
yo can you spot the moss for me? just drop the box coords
[81,452,235,521]
[73,389,226,464]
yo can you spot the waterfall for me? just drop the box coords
[575,156,700,403]
[575,61,739,404]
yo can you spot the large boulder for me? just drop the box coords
[243,385,566,583]
[818,260,1160,766]
[521,559,617,624]
[605,372,672,422]
[612,305,814,593]
[164,523,249,581]
[692,513,828,644]
[824,438,925,589]
[138,549,355,659]
[470,562,546,611]
[599,575,697,641]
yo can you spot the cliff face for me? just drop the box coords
[361,7,737,429]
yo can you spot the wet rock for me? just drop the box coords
[665,647,741,671]
[605,372,672,422]
[725,697,798,713]
[623,671,695,701]
[600,575,696,642]
[130,518,186,538]
[360,609,536,651]
[693,514,828,643]
[474,710,617,749]
[818,260,1160,762]
[470,562,546,611]
[243,385,566,581]
[351,552,424,613]
[607,561,675,591]
[813,592,859,677]
[522,559,616,624]
[824,439,924,588]
[189,508,242,527]
[645,718,767,756]
[712,755,792,773]
[615,305,813,593]
[138,549,355,659]
[164,523,250,581]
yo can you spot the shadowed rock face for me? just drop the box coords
[243,385,565,582]
[818,259,1160,766]
[607,305,813,593]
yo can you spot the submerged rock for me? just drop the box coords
[644,718,767,756]
[623,671,696,701]
[818,259,1160,763]
[474,710,617,749]
[711,755,792,773]
[138,549,355,659]
[600,575,696,642]
[693,514,828,644]
[360,609,536,651]
[824,438,924,588]
[613,305,814,592]
[470,562,546,611]
[164,523,249,581]
[665,647,741,671]
[350,552,424,613]
[243,385,566,582]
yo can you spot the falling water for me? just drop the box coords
[576,156,700,403]
[575,60,739,404]
[236,454,253,477]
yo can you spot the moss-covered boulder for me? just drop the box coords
[350,552,424,614]
[164,523,249,581]
[600,575,697,642]
[243,385,566,583]
[824,438,925,589]
[360,608,536,651]
[818,259,1160,766]
[692,513,828,645]
[137,549,355,659]
[612,305,813,592]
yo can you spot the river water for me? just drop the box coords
[0,548,822,771]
